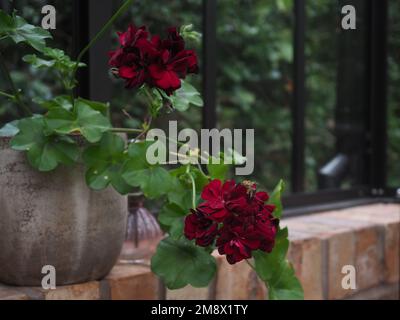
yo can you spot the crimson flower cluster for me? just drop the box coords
[184,179,279,264]
[108,24,198,95]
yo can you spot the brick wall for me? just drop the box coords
[1,203,399,300]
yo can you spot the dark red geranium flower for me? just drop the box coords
[108,24,151,89]
[109,24,199,95]
[184,209,218,247]
[216,223,262,264]
[197,179,248,222]
[183,179,279,264]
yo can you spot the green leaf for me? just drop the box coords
[75,97,109,116]
[23,47,86,90]
[151,237,216,289]
[23,54,55,68]
[167,175,194,211]
[207,155,229,180]
[45,99,111,143]
[268,262,304,300]
[158,203,187,239]
[0,120,19,137]
[0,10,14,32]
[34,95,74,111]
[122,141,172,199]
[253,228,289,281]
[11,117,79,171]
[169,80,203,111]
[253,227,304,300]
[268,179,285,218]
[0,10,51,51]
[82,132,132,194]
[168,166,208,210]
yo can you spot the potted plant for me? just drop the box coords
[0,0,303,299]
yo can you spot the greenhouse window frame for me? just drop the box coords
[71,0,396,215]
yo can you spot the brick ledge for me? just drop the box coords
[0,203,399,300]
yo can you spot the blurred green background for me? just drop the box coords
[0,0,398,192]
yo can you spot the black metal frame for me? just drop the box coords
[70,0,396,214]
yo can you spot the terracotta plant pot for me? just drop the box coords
[0,137,127,286]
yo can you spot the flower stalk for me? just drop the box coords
[72,0,134,85]
[0,51,32,116]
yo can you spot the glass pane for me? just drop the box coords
[217,0,293,191]
[305,0,369,191]
[304,0,337,191]
[387,0,400,188]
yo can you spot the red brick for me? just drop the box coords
[354,227,383,290]
[167,285,209,300]
[384,223,400,283]
[105,264,158,300]
[214,253,265,300]
[288,237,324,300]
[326,231,356,300]
[0,285,29,300]
[43,281,100,300]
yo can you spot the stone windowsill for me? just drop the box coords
[0,203,399,300]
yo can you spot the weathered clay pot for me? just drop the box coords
[0,137,128,286]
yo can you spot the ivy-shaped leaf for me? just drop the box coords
[207,154,229,181]
[45,99,111,143]
[253,228,304,300]
[0,120,19,137]
[171,81,203,111]
[23,54,55,68]
[0,10,51,51]
[122,141,172,199]
[158,203,187,239]
[23,48,86,90]
[10,116,79,172]
[82,132,132,194]
[34,95,74,111]
[268,179,285,218]
[151,237,217,289]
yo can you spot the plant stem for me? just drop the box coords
[186,167,197,209]
[72,0,134,84]
[0,90,14,99]
[111,127,143,134]
[0,51,32,116]
[197,163,210,180]
[245,259,256,271]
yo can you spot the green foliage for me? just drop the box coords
[0,120,19,137]
[158,203,187,239]
[23,47,86,90]
[151,237,217,289]
[45,99,111,143]
[207,155,229,181]
[82,132,132,194]
[11,116,79,171]
[267,179,285,218]
[122,141,172,199]
[253,179,304,299]
[180,24,202,44]
[34,95,74,111]
[168,80,203,112]
[253,228,304,300]
[0,9,51,51]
